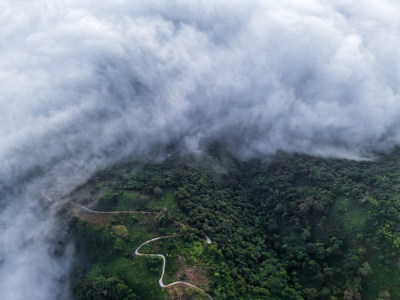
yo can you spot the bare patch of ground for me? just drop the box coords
[166,284,208,300]
[175,256,209,288]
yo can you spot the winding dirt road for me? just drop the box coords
[135,236,213,300]
[41,189,213,299]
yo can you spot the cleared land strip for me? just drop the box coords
[41,189,153,214]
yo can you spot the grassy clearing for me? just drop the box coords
[333,196,368,232]
[146,188,178,213]
[114,191,142,210]
[318,196,369,241]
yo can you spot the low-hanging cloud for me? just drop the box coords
[1,0,400,299]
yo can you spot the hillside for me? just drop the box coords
[67,148,400,299]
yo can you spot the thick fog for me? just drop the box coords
[1,0,400,299]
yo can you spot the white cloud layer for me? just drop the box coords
[1,0,400,299]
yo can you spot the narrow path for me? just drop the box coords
[41,190,153,214]
[135,236,213,300]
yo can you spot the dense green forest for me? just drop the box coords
[67,147,400,299]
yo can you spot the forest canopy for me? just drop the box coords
[69,147,400,299]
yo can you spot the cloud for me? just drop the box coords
[1,0,400,298]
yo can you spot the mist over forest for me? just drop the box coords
[1,0,400,299]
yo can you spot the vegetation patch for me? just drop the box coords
[112,225,129,238]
